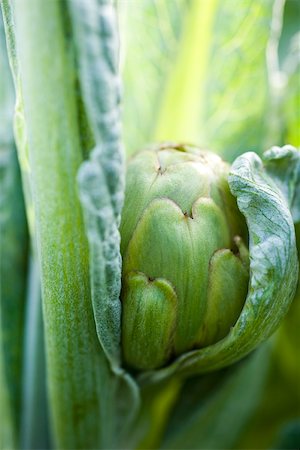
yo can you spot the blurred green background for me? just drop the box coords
[120,0,299,161]
[1,0,299,449]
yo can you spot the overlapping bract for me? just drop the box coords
[120,144,249,370]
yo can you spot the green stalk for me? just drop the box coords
[20,256,50,450]
[0,147,27,450]
[12,2,103,448]
[0,11,28,449]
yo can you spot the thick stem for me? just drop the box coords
[13,1,103,447]
[0,10,28,448]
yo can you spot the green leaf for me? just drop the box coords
[69,0,125,368]
[161,344,271,450]
[269,148,300,409]
[0,12,28,448]
[69,0,140,443]
[139,147,298,384]
[263,145,300,222]
[77,155,140,443]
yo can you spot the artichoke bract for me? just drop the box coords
[120,143,249,370]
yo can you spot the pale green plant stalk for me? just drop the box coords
[0,12,28,449]
[1,5,53,449]
[20,257,49,450]
[4,1,105,447]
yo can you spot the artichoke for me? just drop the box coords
[120,143,250,370]
[80,141,297,388]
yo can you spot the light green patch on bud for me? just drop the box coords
[120,144,249,370]
[122,272,177,370]
[197,247,249,347]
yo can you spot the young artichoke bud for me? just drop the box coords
[120,143,249,370]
